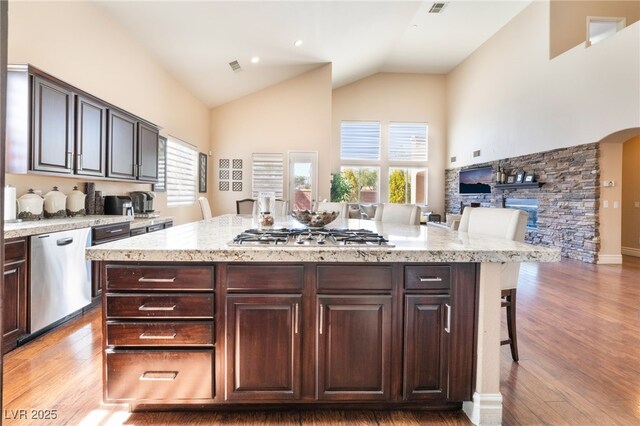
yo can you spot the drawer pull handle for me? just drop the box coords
[138,304,176,311]
[138,277,176,283]
[319,304,324,335]
[139,371,178,381]
[294,303,299,335]
[445,304,451,334]
[139,332,177,340]
[108,229,124,234]
[419,276,443,282]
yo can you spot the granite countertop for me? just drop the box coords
[4,215,172,239]
[85,214,561,263]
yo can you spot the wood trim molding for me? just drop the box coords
[597,254,623,264]
[462,392,503,425]
[621,247,640,258]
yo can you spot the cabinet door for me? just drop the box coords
[316,295,392,401]
[137,122,159,181]
[403,295,450,400]
[76,95,106,177]
[32,76,74,174]
[226,295,301,401]
[107,109,137,179]
[3,260,28,353]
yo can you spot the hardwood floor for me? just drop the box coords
[2,257,639,425]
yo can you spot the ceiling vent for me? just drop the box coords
[428,2,447,14]
[228,60,242,72]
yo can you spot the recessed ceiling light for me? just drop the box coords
[251,56,260,64]
[294,40,303,47]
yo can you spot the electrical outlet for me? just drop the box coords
[635,201,640,208]
[602,180,615,187]
[603,200,609,208]
[613,201,619,209]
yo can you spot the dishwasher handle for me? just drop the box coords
[56,237,74,246]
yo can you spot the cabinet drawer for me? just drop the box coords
[106,322,214,347]
[106,350,213,401]
[4,238,27,262]
[163,221,173,229]
[106,294,214,319]
[147,224,164,233]
[405,266,451,290]
[317,265,392,291]
[129,227,146,237]
[106,265,214,291]
[226,265,303,291]
[93,223,131,242]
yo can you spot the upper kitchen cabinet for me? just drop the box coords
[137,122,159,182]
[75,94,107,177]
[5,64,160,182]
[107,109,137,180]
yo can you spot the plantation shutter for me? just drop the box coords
[166,137,197,206]
[388,122,428,161]
[340,121,381,160]
[252,153,284,198]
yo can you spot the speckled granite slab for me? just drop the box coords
[85,214,561,264]
[130,217,173,229]
[4,216,133,239]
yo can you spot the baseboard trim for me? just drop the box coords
[463,392,503,425]
[622,247,640,258]
[597,254,623,264]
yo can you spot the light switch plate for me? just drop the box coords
[635,201,640,208]
[603,200,609,208]
[602,180,615,187]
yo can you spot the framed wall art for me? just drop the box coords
[199,152,208,193]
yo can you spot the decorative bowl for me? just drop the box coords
[290,210,339,228]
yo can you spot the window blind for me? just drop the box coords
[340,121,381,160]
[166,137,197,207]
[252,153,284,198]
[388,122,428,161]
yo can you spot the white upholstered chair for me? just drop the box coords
[373,203,421,225]
[251,199,289,216]
[314,201,348,218]
[198,197,212,220]
[458,207,528,361]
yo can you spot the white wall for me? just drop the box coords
[332,73,447,216]
[446,0,640,169]
[7,0,210,225]
[209,65,332,216]
[598,141,623,263]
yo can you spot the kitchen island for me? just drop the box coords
[86,215,560,425]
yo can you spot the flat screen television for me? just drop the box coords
[459,166,493,194]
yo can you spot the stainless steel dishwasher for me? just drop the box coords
[30,227,92,334]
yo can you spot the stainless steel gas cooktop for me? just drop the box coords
[229,228,394,247]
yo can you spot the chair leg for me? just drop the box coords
[503,288,519,362]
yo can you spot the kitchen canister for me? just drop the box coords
[66,186,87,217]
[85,182,95,215]
[4,185,17,222]
[17,189,44,220]
[43,186,68,218]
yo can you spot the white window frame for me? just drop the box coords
[166,136,198,207]
[339,165,381,204]
[388,122,428,161]
[388,166,428,205]
[340,121,381,161]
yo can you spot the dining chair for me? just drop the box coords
[236,198,255,214]
[198,197,212,220]
[314,201,348,218]
[458,207,528,361]
[373,203,421,225]
[249,199,289,216]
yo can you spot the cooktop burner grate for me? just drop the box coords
[230,228,393,247]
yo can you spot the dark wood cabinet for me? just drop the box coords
[403,295,450,400]
[316,295,392,401]
[32,76,74,174]
[226,295,302,401]
[75,94,107,177]
[107,109,137,179]
[137,122,159,181]
[3,238,28,353]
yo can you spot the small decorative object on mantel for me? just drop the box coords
[515,170,525,183]
[524,172,535,183]
[506,175,516,184]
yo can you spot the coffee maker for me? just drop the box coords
[130,191,155,213]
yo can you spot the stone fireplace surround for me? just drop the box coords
[445,143,600,263]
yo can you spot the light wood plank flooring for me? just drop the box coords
[3,257,639,425]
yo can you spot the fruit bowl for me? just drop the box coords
[290,210,339,228]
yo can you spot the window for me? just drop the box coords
[339,166,380,203]
[340,121,381,160]
[388,122,427,161]
[166,137,197,207]
[252,153,284,198]
[388,167,427,204]
[587,17,625,47]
